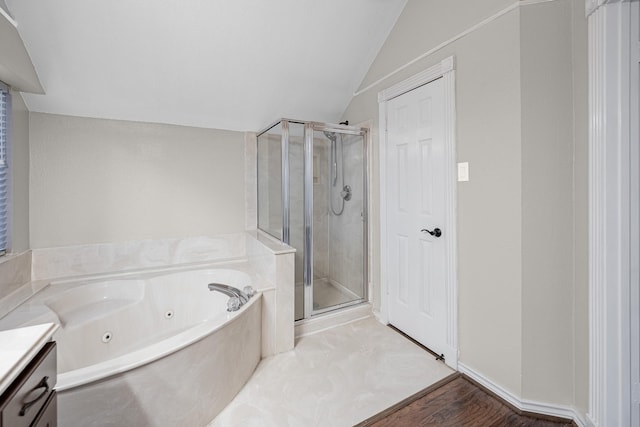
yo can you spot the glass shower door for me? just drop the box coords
[257,119,367,321]
[308,126,366,315]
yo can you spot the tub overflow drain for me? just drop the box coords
[164,310,174,319]
[102,332,113,343]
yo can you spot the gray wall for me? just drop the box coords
[344,0,524,396]
[570,0,589,416]
[520,0,574,405]
[11,91,29,252]
[29,113,246,248]
[342,0,588,414]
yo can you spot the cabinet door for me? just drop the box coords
[0,342,57,427]
[30,391,56,427]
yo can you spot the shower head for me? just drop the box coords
[323,131,337,142]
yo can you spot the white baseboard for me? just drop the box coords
[372,308,386,325]
[458,363,587,427]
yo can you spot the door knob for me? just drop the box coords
[421,228,442,237]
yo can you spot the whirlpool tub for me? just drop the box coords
[7,267,262,426]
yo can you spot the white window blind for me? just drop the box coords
[0,83,10,254]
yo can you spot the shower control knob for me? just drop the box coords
[421,227,442,238]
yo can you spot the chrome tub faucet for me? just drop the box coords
[208,283,256,311]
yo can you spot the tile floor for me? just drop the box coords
[209,317,453,427]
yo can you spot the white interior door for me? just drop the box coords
[385,77,447,359]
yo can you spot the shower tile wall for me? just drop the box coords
[328,135,364,297]
[312,141,330,282]
[291,135,364,296]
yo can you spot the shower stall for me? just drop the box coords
[257,119,368,320]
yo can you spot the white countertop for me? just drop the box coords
[0,323,58,396]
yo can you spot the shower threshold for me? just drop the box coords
[295,278,366,320]
[294,302,373,338]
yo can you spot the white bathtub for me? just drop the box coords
[13,268,262,426]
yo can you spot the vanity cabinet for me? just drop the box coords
[0,342,57,427]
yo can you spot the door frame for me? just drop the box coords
[378,56,458,369]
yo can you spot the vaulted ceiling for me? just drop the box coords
[4,0,406,131]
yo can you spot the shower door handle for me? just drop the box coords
[421,228,442,238]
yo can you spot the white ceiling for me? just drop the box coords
[5,0,406,131]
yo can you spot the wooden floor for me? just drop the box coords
[357,375,575,427]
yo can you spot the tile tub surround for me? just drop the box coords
[0,251,32,301]
[0,251,38,320]
[247,230,296,356]
[3,232,296,358]
[30,234,248,281]
[209,317,454,427]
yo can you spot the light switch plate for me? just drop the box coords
[457,162,469,182]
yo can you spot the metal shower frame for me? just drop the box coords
[256,118,369,320]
